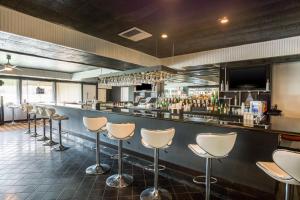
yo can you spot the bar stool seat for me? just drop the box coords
[83,116,110,175]
[106,122,135,188]
[189,132,237,200]
[52,114,69,151]
[140,128,175,200]
[257,150,300,200]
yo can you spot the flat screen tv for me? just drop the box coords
[229,65,267,90]
[136,84,152,91]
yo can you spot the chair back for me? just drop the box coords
[141,128,175,149]
[45,108,56,118]
[196,132,237,157]
[273,149,300,182]
[83,116,107,132]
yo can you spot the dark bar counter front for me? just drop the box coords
[49,104,281,194]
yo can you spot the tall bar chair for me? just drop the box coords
[44,108,58,146]
[106,122,135,188]
[257,149,300,200]
[52,114,69,151]
[83,116,110,175]
[29,106,40,137]
[21,103,33,134]
[37,106,49,141]
[140,128,175,200]
[188,132,237,200]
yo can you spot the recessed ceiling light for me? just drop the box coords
[219,17,229,24]
[161,33,168,39]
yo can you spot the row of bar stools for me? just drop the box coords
[257,150,300,200]
[83,116,110,174]
[188,132,237,200]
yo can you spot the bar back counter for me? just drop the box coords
[51,105,279,194]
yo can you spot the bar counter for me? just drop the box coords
[48,104,283,194]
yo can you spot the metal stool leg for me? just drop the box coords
[31,114,40,137]
[54,120,69,151]
[285,183,292,200]
[86,132,110,175]
[205,158,212,200]
[44,118,58,146]
[37,118,49,141]
[140,148,172,200]
[106,140,133,188]
[24,113,31,134]
[11,108,15,125]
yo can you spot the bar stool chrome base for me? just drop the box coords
[37,136,49,141]
[53,145,69,151]
[43,140,58,146]
[106,174,133,188]
[86,164,110,175]
[140,187,172,200]
[30,133,40,137]
[193,175,217,185]
[24,130,31,134]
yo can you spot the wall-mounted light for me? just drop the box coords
[161,33,168,39]
[219,17,229,24]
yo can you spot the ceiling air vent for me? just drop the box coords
[118,27,152,42]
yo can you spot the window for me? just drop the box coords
[82,84,96,102]
[22,80,54,103]
[56,82,81,104]
[0,78,19,104]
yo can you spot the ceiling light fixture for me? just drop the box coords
[219,17,229,24]
[161,33,168,39]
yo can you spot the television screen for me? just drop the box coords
[229,66,267,90]
[136,84,152,91]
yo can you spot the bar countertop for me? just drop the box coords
[44,103,300,135]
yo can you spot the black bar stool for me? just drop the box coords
[37,106,49,141]
[21,103,33,134]
[29,106,40,137]
[43,108,58,146]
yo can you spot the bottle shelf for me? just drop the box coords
[219,90,271,93]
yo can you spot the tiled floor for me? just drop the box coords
[0,122,272,200]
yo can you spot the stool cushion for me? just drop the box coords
[52,115,69,121]
[141,128,175,149]
[273,149,300,183]
[256,162,300,185]
[188,144,215,158]
[106,123,135,140]
[83,117,107,132]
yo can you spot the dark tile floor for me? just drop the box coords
[0,123,272,200]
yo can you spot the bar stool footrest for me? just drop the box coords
[144,164,166,172]
[193,175,217,185]
[110,153,129,160]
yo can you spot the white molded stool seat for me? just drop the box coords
[188,132,237,200]
[106,122,135,188]
[43,108,58,146]
[36,107,49,141]
[52,113,69,151]
[257,149,300,200]
[140,128,175,200]
[83,116,110,175]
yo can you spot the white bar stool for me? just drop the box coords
[106,122,135,188]
[37,106,49,141]
[140,128,175,200]
[257,149,300,200]
[188,132,237,200]
[83,116,110,175]
[21,103,33,134]
[52,114,69,151]
[29,106,40,137]
[44,108,58,146]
